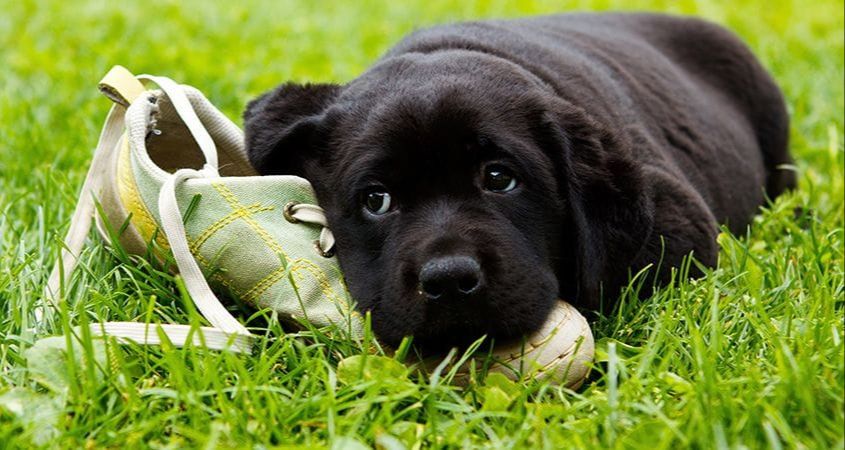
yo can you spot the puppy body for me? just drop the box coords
[245,13,794,349]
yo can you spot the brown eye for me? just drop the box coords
[483,165,518,192]
[363,188,393,215]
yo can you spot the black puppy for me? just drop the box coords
[243,13,794,350]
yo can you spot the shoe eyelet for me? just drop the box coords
[314,240,335,258]
[283,202,300,223]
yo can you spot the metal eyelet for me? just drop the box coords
[315,240,335,258]
[283,202,300,223]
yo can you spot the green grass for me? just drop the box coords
[1,0,842,448]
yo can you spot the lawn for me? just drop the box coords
[0,0,842,448]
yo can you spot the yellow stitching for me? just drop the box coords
[211,183,290,261]
[295,260,358,317]
[208,182,358,319]
[244,259,332,306]
[117,138,170,250]
[293,260,340,301]
[289,267,350,318]
[190,204,275,253]
[193,250,239,296]
[209,182,294,304]
[241,259,362,321]
[242,265,289,304]
[291,260,361,319]
[242,258,344,309]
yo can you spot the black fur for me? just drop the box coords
[244,13,794,350]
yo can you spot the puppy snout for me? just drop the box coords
[419,255,484,300]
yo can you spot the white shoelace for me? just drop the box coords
[283,202,335,255]
[42,74,335,353]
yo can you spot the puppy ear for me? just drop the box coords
[243,82,341,175]
[542,101,655,309]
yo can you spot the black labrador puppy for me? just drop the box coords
[243,13,794,350]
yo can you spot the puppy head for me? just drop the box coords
[244,51,651,351]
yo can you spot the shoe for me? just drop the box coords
[44,66,363,352]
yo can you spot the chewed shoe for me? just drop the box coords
[483,301,593,387]
[43,66,594,387]
[427,301,594,388]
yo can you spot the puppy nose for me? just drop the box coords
[419,255,483,300]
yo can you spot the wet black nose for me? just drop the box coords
[419,255,483,300]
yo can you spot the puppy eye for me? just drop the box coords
[363,188,393,215]
[483,165,518,193]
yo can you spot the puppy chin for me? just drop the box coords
[370,276,558,355]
